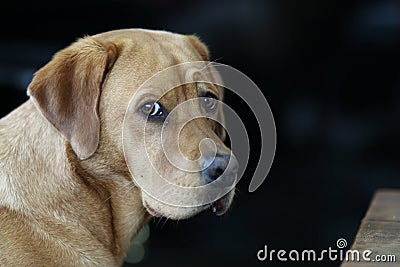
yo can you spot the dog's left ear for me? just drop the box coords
[28,37,118,160]
[187,35,210,61]
[187,36,226,141]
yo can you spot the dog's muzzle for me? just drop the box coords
[201,153,239,215]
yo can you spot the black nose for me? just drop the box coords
[202,154,238,183]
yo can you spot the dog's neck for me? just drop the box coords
[0,100,150,265]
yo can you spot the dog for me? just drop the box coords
[0,29,238,266]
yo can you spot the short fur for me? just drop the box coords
[0,29,235,266]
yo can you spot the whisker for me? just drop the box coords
[161,216,170,229]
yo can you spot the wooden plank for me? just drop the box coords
[341,189,400,266]
[342,263,399,267]
[364,190,400,222]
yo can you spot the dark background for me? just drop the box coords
[1,0,400,266]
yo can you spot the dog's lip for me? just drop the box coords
[210,195,230,216]
[144,202,162,217]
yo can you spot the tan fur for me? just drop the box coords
[0,29,235,266]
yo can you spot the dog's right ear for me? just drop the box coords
[28,37,118,160]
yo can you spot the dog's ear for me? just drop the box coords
[187,35,210,61]
[187,35,226,141]
[215,93,226,142]
[28,37,118,160]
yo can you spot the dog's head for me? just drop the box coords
[27,29,238,220]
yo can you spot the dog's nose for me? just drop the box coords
[202,154,239,183]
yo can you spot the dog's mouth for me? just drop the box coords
[143,190,234,218]
[144,202,163,217]
[144,198,231,218]
[210,193,232,216]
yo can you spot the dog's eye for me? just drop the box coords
[141,102,165,119]
[201,92,218,113]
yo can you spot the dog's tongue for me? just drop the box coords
[211,199,225,214]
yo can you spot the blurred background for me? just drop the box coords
[1,0,400,266]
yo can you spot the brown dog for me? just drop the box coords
[0,29,238,266]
